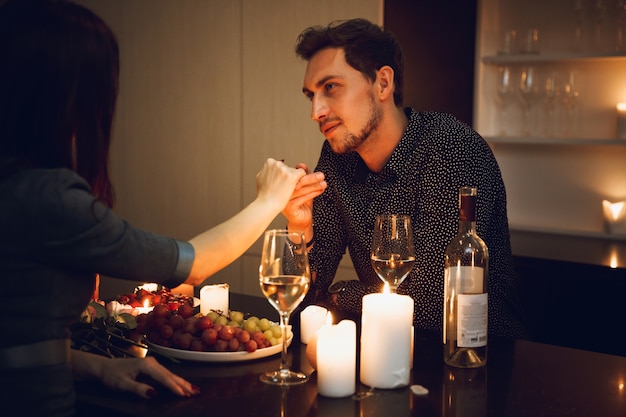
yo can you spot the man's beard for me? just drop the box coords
[332,93,381,154]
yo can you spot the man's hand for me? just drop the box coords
[282,163,326,238]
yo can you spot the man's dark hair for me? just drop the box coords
[295,18,404,106]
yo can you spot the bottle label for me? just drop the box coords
[457,293,488,348]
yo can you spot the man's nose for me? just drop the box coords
[311,96,328,122]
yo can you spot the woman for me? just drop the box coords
[0,1,325,415]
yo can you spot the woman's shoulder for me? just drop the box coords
[1,167,96,230]
[10,167,91,202]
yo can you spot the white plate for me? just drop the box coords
[145,328,292,363]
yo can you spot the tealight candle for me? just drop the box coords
[135,298,153,315]
[617,103,626,140]
[200,283,229,315]
[360,290,413,389]
[300,305,329,344]
[602,199,626,234]
[317,319,356,397]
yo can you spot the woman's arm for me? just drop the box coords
[184,158,324,284]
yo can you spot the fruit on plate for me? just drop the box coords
[142,309,284,354]
[108,286,195,317]
[116,286,194,310]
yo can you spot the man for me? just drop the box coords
[285,18,528,339]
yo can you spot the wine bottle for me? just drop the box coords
[441,366,487,417]
[443,186,488,368]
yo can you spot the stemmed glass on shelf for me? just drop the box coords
[495,66,515,136]
[370,214,416,293]
[518,66,540,137]
[543,71,560,137]
[562,70,580,138]
[258,229,310,385]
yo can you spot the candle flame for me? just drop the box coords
[143,298,150,308]
[602,200,626,221]
[617,103,626,112]
[383,282,390,294]
[608,244,620,269]
[326,312,333,326]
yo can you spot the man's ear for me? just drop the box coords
[376,65,395,102]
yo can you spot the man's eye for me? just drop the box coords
[325,83,337,92]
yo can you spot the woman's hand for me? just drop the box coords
[72,350,199,399]
[255,158,306,212]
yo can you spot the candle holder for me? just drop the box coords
[602,199,626,235]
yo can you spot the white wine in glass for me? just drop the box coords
[258,229,310,385]
[370,214,416,293]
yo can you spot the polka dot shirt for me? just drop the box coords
[305,108,528,339]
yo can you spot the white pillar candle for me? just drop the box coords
[300,305,329,344]
[602,199,626,234]
[317,319,356,398]
[360,292,413,389]
[617,103,626,140]
[200,283,229,315]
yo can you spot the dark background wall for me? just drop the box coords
[384,0,477,126]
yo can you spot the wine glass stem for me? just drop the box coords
[279,311,291,374]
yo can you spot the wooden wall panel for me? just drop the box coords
[76,0,380,299]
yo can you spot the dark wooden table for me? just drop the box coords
[76,293,626,417]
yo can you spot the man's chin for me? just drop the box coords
[326,139,346,154]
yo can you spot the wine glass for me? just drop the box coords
[370,214,416,293]
[543,71,560,137]
[518,66,539,137]
[562,70,580,138]
[495,66,515,136]
[258,229,310,385]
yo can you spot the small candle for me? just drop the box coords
[137,282,158,293]
[617,103,626,139]
[300,305,329,344]
[360,289,413,389]
[317,319,357,398]
[200,283,229,315]
[602,199,626,234]
[135,298,153,315]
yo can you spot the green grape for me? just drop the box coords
[227,320,241,328]
[269,325,282,338]
[214,315,228,326]
[229,311,244,322]
[268,336,279,346]
[243,319,258,332]
[258,318,271,331]
[207,311,220,322]
[263,329,274,341]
